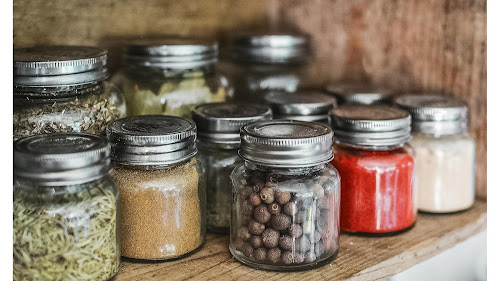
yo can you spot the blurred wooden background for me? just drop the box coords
[14,0,487,198]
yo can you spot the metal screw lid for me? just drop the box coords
[227,33,310,64]
[239,120,333,168]
[330,105,411,147]
[192,103,272,145]
[124,37,218,69]
[324,83,394,105]
[14,46,108,87]
[14,133,111,186]
[394,94,469,135]
[263,90,337,122]
[107,115,197,165]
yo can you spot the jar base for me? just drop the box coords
[419,204,475,215]
[341,221,416,237]
[121,242,205,263]
[230,246,339,272]
[207,225,229,234]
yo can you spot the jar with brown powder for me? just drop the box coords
[107,115,206,260]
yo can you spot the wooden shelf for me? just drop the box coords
[115,200,486,281]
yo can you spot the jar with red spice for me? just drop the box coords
[330,105,415,234]
[230,120,340,271]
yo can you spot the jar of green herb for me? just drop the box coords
[13,133,119,281]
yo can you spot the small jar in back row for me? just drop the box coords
[107,115,206,260]
[263,89,337,125]
[395,95,475,213]
[14,133,119,281]
[330,105,416,234]
[324,83,394,106]
[193,103,273,233]
[230,120,340,271]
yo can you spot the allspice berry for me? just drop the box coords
[304,251,316,263]
[260,187,275,204]
[242,243,254,258]
[279,235,294,250]
[248,193,262,206]
[284,202,298,216]
[241,200,254,216]
[318,197,329,209]
[314,241,326,257]
[295,236,311,253]
[237,226,251,241]
[281,251,294,264]
[234,238,245,251]
[313,184,325,198]
[294,253,305,264]
[240,186,253,200]
[248,220,265,235]
[254,204,271,223]
[271,213,291,231]
[268,202,281,215]
[255,181,265,191]
[275,191,291,204]
[288,224,303,238]
[250,235,263,248]
[267,248,281,264]
[254,247,267,261]
[262,228,280,248]
[310,230,321,243]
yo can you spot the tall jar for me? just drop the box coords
[395,95,475,213]
[14,133,120,281]
[263,89,337,125]
[330,105,416,234]
[324,83,394,106]
[107,115,206,260]
[230,120,340,271]
[112,38,229,119]
[13,46,126,141]
[221,33,312,103]
[193,103,272,233]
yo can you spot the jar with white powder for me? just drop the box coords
[395,95,475,213]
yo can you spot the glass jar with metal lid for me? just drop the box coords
[330,105,415,234]
[14,133,119,281]
[107,115,206,260]
[263,89,337,124]
[193,103,272,233]
[394,95,475,213]
[230,120,340,271]
[112,37,229,119]
[13,46,126,141]
[324,83,394,105]
[221,33,312,102]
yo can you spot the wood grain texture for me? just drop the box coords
[115,200,486,281]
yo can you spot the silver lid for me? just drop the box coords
[331,105,411,146]
[239,120,333,168]
[325,83,393,105]
[394,94,468,134]
[107,115,197,165]
[14,46,108,86]
[124,37,218,69]
[192,103,272,145]
[228,33,310,64]
[263,90,337,122]
[14,133,111,186]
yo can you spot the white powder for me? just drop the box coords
[410,133,475,213]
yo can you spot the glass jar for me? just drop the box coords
[13,133,119,281]
[107,115,206,260]
[263,89,337,125]
[193,103,272,233]
[112,38,229,119]
[230,120,340,271]
[395,95,475,213]
[221,33,312,103]
[324,83,394,106]
[13,46,126,141]
[330,105,416,234]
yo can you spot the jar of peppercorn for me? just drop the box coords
[230,120,340,271]
[330,105,416,234]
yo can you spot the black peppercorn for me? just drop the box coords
[294,253,305,264]
[275,191,291,205]
[268,202,281,215]
[267,248,281,264]
[284,202,298,216]
[250,235,263,248]
[262,228,280,248]
[260,187,275,204]
[281,251,294,264]
[288,224,303,238]
[279,235,294,250]
[237,226,251,241]
[241,200,254,216]
[271,213,291,231]
[248,193,262,206]
[254,247,267,261]
[248,220,265,235]
[242,243,254,258]
[234,238,245,251]
[254,204,271,224]
[304,251,316,263]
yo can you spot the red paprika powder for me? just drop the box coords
[330,105,416,234]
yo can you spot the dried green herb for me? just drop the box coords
[13,180,119,281]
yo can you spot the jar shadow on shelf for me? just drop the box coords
[120,242,206,264]
[418,203,477,216]
[339,222,417,238]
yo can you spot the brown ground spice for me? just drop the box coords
[111,158,203,260]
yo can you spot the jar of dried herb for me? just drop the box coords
[112,37,229,119]
[230,120,340,271]
[13,46,126,141]
[107,115,206,260]
[14,133,119,281]
[193,103,272,233]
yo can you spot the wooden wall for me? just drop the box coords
[13,0,487,198]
